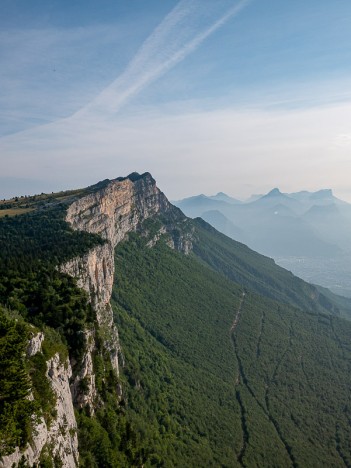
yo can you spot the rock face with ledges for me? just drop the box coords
[61,173,183,398]
[0,351,78,468]
[65,173,175,246]
[27,331,44,357]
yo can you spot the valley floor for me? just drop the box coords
[275,255,351,298]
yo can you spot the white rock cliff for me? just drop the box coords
[0,338,78,468]
[62,173,189,401]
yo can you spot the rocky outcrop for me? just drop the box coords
[27,330,44,357]
[65,173,176,246]
[1,349,78,468]
[0,419,48,468]
[69,329,98,411]
[60,242,118,384]
[61,243,114,314]
[45,354,79,466]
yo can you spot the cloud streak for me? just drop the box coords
[0,23,135,136]
[74,0,250,119]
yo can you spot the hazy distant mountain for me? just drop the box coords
[245,193,263,202]
[260,187,288,199]
[247,188,304,215]
[173,194,233,218]
[207,192,242,204]
[174,188,351,295]
[174,188,344,256]
[302,203,351,252]
[200,210,247,243]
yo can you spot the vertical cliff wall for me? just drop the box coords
[0,334,78,468]
[61,172,189,409]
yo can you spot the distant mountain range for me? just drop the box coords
[174,188,351,296]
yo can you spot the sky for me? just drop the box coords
[1,0,351,201]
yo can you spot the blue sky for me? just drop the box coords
[1,0,351,200]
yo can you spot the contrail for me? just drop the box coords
[74,0,251,120]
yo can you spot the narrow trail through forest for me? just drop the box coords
[335,423,350,468]
[230,291,246,332]
[229,292,297,468]
[229,291,247,466]
[256,311,265,359]
[263,324,297,468]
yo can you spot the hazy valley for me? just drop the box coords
[174,188,351,297]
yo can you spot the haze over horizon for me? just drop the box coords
[1,0,351,201]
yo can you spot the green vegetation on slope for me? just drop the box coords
[99,227,351,467]
[192,218,345,317]
[315,284,351,319]
[113,234,244,466]
[0,308,37,456]
[0,206,103,355]
[0,203,104,456]
[231,292,351,466]
[78,232,244,466]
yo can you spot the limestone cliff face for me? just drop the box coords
[61,243,114,315]
[61,173,189,408]
[60,245,116,409]
[0,337,78,468]
[65,173,175,246]
[27,330,44,357]
[45,353,79,465]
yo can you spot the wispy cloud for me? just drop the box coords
[0,0,250,136]
[0,23,139,136]
[74,0,251,119]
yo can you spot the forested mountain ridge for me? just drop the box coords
[1,173,351,466]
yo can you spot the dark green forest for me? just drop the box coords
[0,199,103,457]
[107,231,351,467]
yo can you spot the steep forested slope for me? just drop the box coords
[192,218,346,318]
[112,233,243,466]
[111,225,351,467]
[0,199,103,459]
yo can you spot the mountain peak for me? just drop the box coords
[216,191,228,197]
[310,189,333,200]
[267,188,282,197]
[114,171,154,183]
[256,188,301,207]
[258,188,284,200]
[208,192,241,204]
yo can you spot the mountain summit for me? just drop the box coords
[264,187,282,197]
